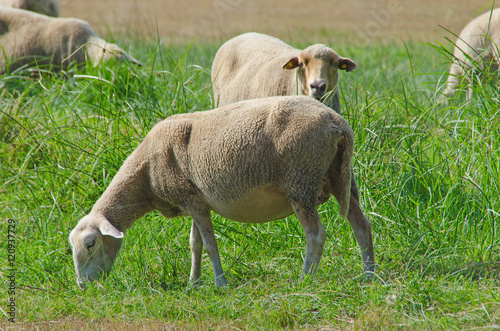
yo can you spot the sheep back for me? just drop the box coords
[211,32,301,106]
[134,96,353,222]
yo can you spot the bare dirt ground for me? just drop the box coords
[59,0,494,44]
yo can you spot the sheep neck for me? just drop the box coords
[91,158,154,233]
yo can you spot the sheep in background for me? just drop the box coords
[0,7,141,74]
[0,0,59,17]
[69,96,375,288]
[444,8,500,98]
[211,32,357,113]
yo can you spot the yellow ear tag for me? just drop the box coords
[284,62,294,69]
[340,63,347,69]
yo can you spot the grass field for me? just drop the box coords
[1,2,500,330]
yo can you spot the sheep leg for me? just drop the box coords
[290,201,327,277]
[189,221,203,284]
[191,214,228,287]
[347,194,375,278]
[445,62,462,97]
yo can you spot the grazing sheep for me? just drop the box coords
[444,8,500,98]
[0,7,141,74]
[69,96,375,288]
[211,32,357,113]
[0,0,60,17]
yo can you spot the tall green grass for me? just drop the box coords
[0,39,499,329]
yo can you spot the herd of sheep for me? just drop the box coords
[1,0,498,287]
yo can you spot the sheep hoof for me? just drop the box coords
[215,275,228,287]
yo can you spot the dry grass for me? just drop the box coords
[59,0,495,44]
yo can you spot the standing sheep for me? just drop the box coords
[0,0,59,17]
[444,8,500,98]
[211,32,357,113]
[69,96,375,288]
[0,7,141,74]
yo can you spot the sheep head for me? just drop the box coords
[85,36,142,68]
[283,44,356,102]
[69,214,124,289]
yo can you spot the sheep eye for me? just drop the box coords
[86,240,95,250]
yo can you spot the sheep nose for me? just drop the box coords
[310,82,327,96]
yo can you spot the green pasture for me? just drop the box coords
[1,37,499,330]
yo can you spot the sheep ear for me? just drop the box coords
[98,217,124,239]
[283,57,300,70]
[338,57,357,72]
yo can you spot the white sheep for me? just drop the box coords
[0,7,141,74]
[211,32,357,113]
[444,8,500,98]
[0,0,59,17]
[69,96,375,288]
